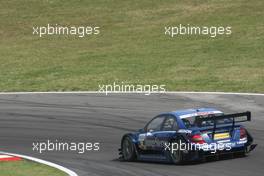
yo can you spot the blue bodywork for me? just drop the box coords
[120,108,256,163]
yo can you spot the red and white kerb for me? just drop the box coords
[0,155,22,161]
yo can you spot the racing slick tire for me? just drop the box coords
[121,136,136,161]
[235,148,247,157]
[168,139,184,165]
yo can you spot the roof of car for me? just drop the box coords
[168,108,223,118]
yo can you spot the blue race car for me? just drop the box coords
[119,108,257,164]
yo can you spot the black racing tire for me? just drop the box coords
[169,140,184,165]
[235,148,247,157]
[121,136,136,161]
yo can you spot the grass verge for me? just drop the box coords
[0,160,67,176]
[0,0,263,92]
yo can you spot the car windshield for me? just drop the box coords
[182,114,232,128]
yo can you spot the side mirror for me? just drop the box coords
[148,129,154,133]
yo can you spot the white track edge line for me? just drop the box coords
[0,91,263,96]
[0,151,78,176]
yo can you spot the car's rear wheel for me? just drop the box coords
[235,148,247,157]
[122,136,136,161]
[169,140,184,164]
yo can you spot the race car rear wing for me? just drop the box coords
[202,111,251,123]
[200,111,251,139]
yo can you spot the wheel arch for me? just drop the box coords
[121,133,137,145]
[120,133,139,159]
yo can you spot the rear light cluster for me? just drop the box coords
[240,127,247,139]
[190,134,205,144]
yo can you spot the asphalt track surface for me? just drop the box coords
[0,93,263,176]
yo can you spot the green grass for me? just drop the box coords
[0,0,263,92]
[0,160,67,176]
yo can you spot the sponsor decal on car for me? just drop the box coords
[180,111,223,119]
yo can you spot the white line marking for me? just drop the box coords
[0,155,14,159]
[0,151,78,176]
[0,91,263,96]
[167,91,264,96]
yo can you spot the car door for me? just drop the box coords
[152,115,179,152]
[141,115,166,151]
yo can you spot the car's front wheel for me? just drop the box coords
[121,136,136,161]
